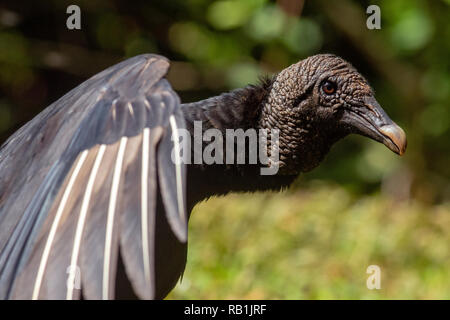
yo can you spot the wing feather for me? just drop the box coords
[157,111,188,242]
[32,150,89,300]
[102,137,127,300]
[0,54,188,299]
[118,127,162,299]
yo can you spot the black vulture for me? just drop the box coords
[0,53,406,299]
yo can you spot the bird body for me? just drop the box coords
[0,53,406,299]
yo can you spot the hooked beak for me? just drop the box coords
[341,96,407,156]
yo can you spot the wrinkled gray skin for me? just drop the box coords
[0,53,406,300]
[258,54,405,174]
[185,54,406,179]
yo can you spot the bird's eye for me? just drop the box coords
[321,81,336,95]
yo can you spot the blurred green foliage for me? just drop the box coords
[170,184,450,299]
[0,0,448,299]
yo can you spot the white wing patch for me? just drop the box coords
[169,115,185,224]
[9,55,187,300]
[67,144,106,300]
[141,128,152,291]
[102,137,127,300]
[127,102,134,117]
[32,150,89,300]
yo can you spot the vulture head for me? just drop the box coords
[257,54,407,174]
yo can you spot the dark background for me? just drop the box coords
[0,0,448,298]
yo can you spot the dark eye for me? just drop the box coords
[322,80,336,95]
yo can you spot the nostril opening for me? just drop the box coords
[365,104,377,116]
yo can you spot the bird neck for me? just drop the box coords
[180,79,345,210]
[181,80,272,131]
[181,81,297,209]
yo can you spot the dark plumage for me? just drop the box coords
[0,53,406,299]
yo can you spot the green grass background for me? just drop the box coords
[169,183,449,299]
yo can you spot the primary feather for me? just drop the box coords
[0,54,188,299]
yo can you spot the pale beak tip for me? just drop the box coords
[379,124,407,156]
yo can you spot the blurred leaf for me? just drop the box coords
[207,0,266,30]
[226,61,261,88]
[124,36,157,57]
[246,4,286,42]
[0,100,12,131]
[421,69,450,102]
[420,104,449,137]
[261,45,290,71]
[96,13,127,51]
[389,8,433,52]
[0,32,30,65]
[169,22,213,61]
[281,18,323,55]
[0,32,34,89]
[356,142,400,183]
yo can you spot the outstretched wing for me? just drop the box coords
[0,54,187,299]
